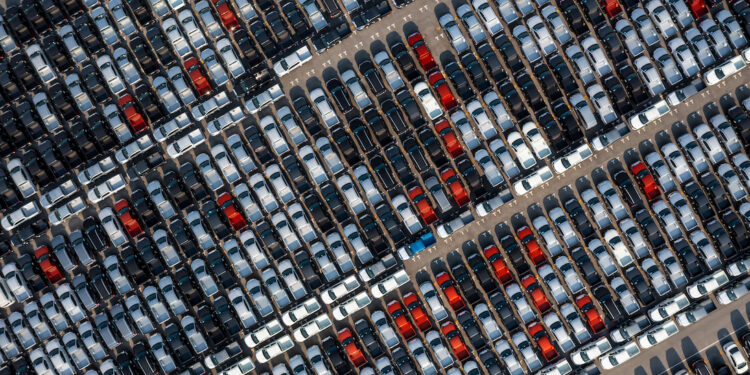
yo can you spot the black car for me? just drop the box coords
[49,82,77,121]
[722,210,750,249]
[326,78,354,114]
[604,75,632,114]
[207,249,235,289]
[597,24,627,63]
[635,209,664,248]
[74,14,104,54]
[135,84,164,123]
[533,63,562,102]
[451,261,481,304]
[477,42,505,83]
[418,125,449,169]
[249,20,278,57]
[125,0,153,25]
[233,28,263,68]
[493,33,524,73]
[174,266,203,305]
[322,336,354,375]
[613,169,644,211]
[594,285,623,322]
[618,62,649,104]
[499,231,530,275]
[116,350,138,375]
[350,117,376,152]
[164,322,193,363]
[164,170,192,210]
[304,192,334,233]
[456,156,486,198]
[392,347,416,375]
[121,245,149,284]
[580,0,605,26]
[706,219,737,260]
[244,124,274,165]
[444,61,474,101]
[381,98,409,134]
[370,153,397,190]
[0,61,21,102]
[355,319,384,358]
[132,341,157,375]
[395,88,424,127]
[137,238,166,277]
[358,58,386,95]
[457,310,486,350]
[359,214,388,254]
[294,249,322,289]
[402,136,429,172]
[361,109,389,147]
[460,52,490,91]
[132,188,159,227]
[170,219,199,259]
[320,181,349,222]
[145,24,175,65]
[684,180,713,220]
[83,216,109,251]
[488,291,519,331]
[68,121,99,159]
[625,266,655,305]
[179,162,209,202]
[516,72,544,111]
[257,220,284,260]
[266,11,292,48]
[537,110,565,151]
[673,236,703,277]
[10,53,39,91]
[480,349,505,375]
[498,81,527,119]
[214,296,241,335]
[467,251,497,293]
[282,154,312,194]
[293,96,323,137]
[6,6,32,44]
[375,202,406,245]
[390,41,420,81]
[36,140,66,179]
[563,198,595,240]
[43,33,72,72]
[700,172,730,211]
[548,53,578,94]
[89,265,114,302]
[385,145,414,186]
[571,247,600,286]
[80,63,109,102]
[332,126,360,165]
[282,1,311,37]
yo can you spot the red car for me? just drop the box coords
[337,327,367,367]
[434,119,463,158]
[576,294,606,334]
[115,199,143,238]
[528,322,559,361]
[407,32,437,71]
[482,245,513,284]
[387,300,416,340]
[217,192,247,231]
[436,271,465,311]
[212,0,240,30]
[35,246,63,283]
[521,275,551,313]
[630,161,659,201]
[600,0,621,17]
[403,292,432,332]
[408,186,438,225]
[517,226,546,265]
[441,321,470,361]
[184,57,212,96]
[428,70,458,110]
[689,0,707,18]
[440,168,469,207]
[118,94,147,133]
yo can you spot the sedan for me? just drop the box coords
[635,55,665,95]
[507,131,536,169]
[439,13,468,54]
[414,81,443,120]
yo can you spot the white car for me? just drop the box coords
[392,194,422,235]
[278,259,307,300]
[201,48,228,86]
[678,132,709,173]
[710,114,742,155]
[694,123,726,164]
[597,180,626,220]
[541,5,571,44]
[638,320,678,348]
[496,340,524,375]
[217,38,246,78]
[611,277,639,316]
[372,310,400,348]
[91,7,119,44]
[332,291,371,321]
[718,163,747,201]
[570,92,598,129]
[273,46,313,77]
[729,257,750,277]
[724,342,749,374]
[245,319,282,348]
[162,17,190,56]
[687,270,729,299]
[567,47,594,82]
[528,15,556,55]
[512,331,542,372]
[533,217,562,257]
[507,131,536,169]
[310,88,339,127]
[717,281,750,305]
[587,84,617,124]
[414,81,443,120]
[555,256,584,293]
[649,292,689,321]
[635,55,665,96]
[643,257,672,296]
[467,100,497,139]
[599,342,640,369]
[452,110,480,150]
[543,312,575,353]
[553,144,592,173]
[581,36,611,77]
[98,207,127,247]
[1,201,40,231]
[646,0,677,38]
[65,73,93,113]
[522,122,551,159]
[507,283,535,323]
[475,303,503,341]
[629,100,670,129]
[658,248,687,288]
[514,166,553,195]
[572,336,612,365]
[341,70,371,109]
[645,152,676,192]
[590,239,617,276]
[582,189,611,230]
[631,7,660,46]
[668,37,700,78]
[676,299,715,327]
[706,55,746,85]
[420,282,448,322]
[337,174,366,215]
[439,13,469,54]
[483,91,513,131]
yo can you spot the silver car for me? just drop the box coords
[661,143,691,183]
[635,55,666,95]
[611,277,640,315]
[310,88,340,127]
[337,174,366,215]
[228,287,257,328]
[701,18,731,58]
[59,24,86,63]
[653,48,683,86]
[566,45,594,84]
[458,4,487,43]
[615,19,645,57]
[181,316,208,354]
[668,37,699,77]
[278,259,306,300]
[570,92,598,129]
[632,7,660,46]
[186,210,215,250]
[25,301,52,341]
[196,153,224,191]
[263,267,292,309]
[489,138,520,178]
[538,264,568,303]
[179,9,207,49]
[587,84,617,124]
[541,5,572,44]
[9,311,36,350]
[201,47,229,86]
[125,295,154,335]
[143,285,171,324]
[374,51,404,90]
[668,192,698,231]
[474,149,504,187]
[168,65,197,106]
[439,13,469,54]
[266,164,294,203]
[658,248,688,288]
[643,257,672,296]
[225,239,252,278]
[327,232,354,272]
[710,114,741,154]
[694,123,726,164]
[717,9,748,48]
[392,194,422,235]
[581,36,612,77]
[311,242,340,282]
[678,132,709,172]
[56,284,85,324]
[96,55,125,95]
[65,73,93,113]
[372,310,400,348]
[191,258,219,297]
[217,38,246,78]
[247,278,274,317]
[528,15,556,55]
[473,0,503,36]
[91,7,118,44]
[685,27,716,68]
[646,0,677,38]
[149,334,177,374]
[666,0,692,27]
[512,24,541,63]
[196,0,223,37]
[162,17,191,56]
[425,330,454,368]
[272,212,301,252]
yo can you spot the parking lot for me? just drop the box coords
[1,0,750,372]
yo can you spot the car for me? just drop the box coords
[441,321,470,361]
[695,123,727,164]
[528,322,558,361]
[407,32,436,71]
[717,282,750,305]
[581,190,611,230]
[611,277,639,316]
[34,246,63,284]
[413,81,443,120]
[576,294,605,333]
[687,270,729,298]
[638,320,679,348]
[522,275,552,313]
[184,57,212,96]
[572,336,612,365]
[337,327,366,368]
[634,55,665,96]
[599,341,640,369]
[439,12,469,53]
